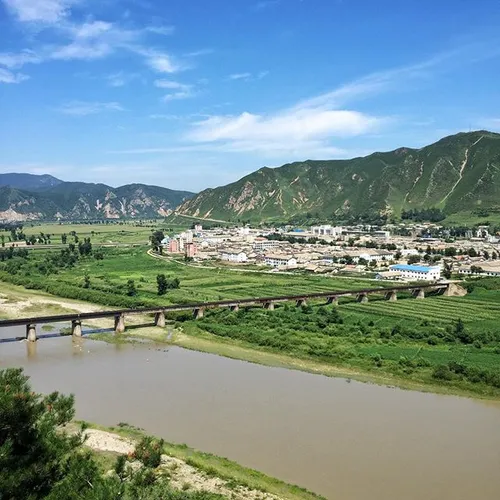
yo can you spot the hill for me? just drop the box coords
[0,173,63,191]
[0,181,194,221]
[178,131,500,222]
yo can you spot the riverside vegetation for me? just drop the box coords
[0,368,320,500]
[0,245,499,398]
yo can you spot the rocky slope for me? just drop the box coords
[178,131,500,221]
[0,179,194,221]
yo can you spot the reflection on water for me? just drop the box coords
[1,330,500,500]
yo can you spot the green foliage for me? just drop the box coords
[132,436,165,469]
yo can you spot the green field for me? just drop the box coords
[0,220,197,246]
[1,244,499,398]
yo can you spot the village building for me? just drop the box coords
[389,264,441,281]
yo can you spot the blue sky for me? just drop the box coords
[1,0,500,192]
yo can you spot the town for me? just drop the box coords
[159,221,500,281]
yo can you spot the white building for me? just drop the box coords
[253,238,280,251]
[221,250,248,263]
[264,255,297,268]
[389,264,441,281]
[311,225,343,237]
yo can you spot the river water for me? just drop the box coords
[1,328,500,500]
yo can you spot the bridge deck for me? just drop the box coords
[0,283,448,328]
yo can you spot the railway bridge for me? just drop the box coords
[0,282,462,342]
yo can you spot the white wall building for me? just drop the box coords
[221,251,248,263]
[389,264,441,281]
[253,238,281,251]
[311,225,343,237]
[264,255,297,268]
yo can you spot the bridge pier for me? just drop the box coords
[26,323,37,342]
[114,313,125,333]
[229,304,239,312]
[154,311,166,328]
[413,289,425,299]
[193,307,205,320]
[264,301,275,311]
[356,293,369,303]
[296,299,307,307]
[385,291,397,301]
[71,319,82,337]
[327,296,338,305]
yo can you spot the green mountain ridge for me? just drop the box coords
[0,181,194,221]
[178,131,500,222]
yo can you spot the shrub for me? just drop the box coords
[132,436,164,469]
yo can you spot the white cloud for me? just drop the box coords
[154,79,189,90]
[0,68,29,83]
[229,72,251,81]
[145,52,181,73]
[0,50,41,68]
[106,71,140,87]
[59,101,124,116]
[146,25,175,36]
[228,71,269,82]
[3,0,79,23]
[51,42,112,60]
[188,110,380,143]
[154,80,195,101]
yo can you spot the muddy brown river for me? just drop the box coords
[1,328,500,499]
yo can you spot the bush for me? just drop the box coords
[132,436,164,469]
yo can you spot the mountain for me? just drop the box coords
[0,173,63,192]
[0,181,195,221]
[178,131,500,222]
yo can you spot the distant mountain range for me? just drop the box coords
[3,130,500,223]
[178,131,500,222]
[0,174,194,221]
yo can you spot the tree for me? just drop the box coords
[408,255,420,264]
[150,230,165,251]
[83,273,91,289]
[61,233,67,245]
[157,274,168,295]
[0,368,81,498]
[126,279,137,296]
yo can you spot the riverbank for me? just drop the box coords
[1,282,499,401]
[79,424,322,500]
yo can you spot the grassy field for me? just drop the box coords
[442,210,500,227]
[0,219,198,246]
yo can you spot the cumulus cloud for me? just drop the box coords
[58,101,124,116]
[146,25,175,36]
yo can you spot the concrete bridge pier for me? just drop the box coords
[327,296,338,305]
[26,323,37,342]
[193,307,205,320]
[357,293,369,303]
[71,319,82,337]
[264,302,275,311]
[230,304,239,312]
[385,291,397,301]
[154,311,166,328]
[296,299,307,307]
[414,289,425,299]
[114,313,126,333]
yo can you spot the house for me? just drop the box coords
[264,254,297,268]
[389,264,441,281]
[376,270,403,280]
[221,250,248,263]
[185,242,197,258]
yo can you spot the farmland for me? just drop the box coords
[1,246,499,398]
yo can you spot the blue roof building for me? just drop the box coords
[389,264,441,281]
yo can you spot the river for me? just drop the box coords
[1,327,500,500]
